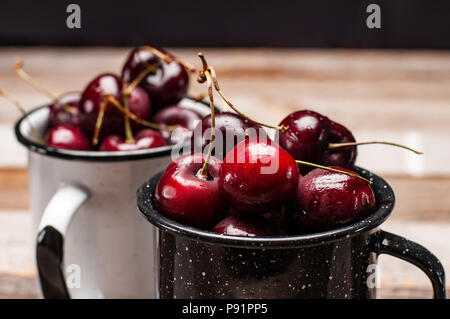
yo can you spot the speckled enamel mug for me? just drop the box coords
[137,169,446,299]
[15,97,209,299]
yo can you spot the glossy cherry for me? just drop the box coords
[122,48,189,108]
[292,167,375,232]
[78,73,151,138]
[191,112,267,160]
[278,110,356,174]
[212,214,277,237]
[48,92,81,128]
[154,153,225,229]
[99,129,166,151]
[45,125,90,151]
[219,137,300,214]
[153,105,202,144]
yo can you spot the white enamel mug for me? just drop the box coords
[15,97,209,299]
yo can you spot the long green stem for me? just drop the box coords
[197,53,215,179]
[123,94,135,143]
[328,141,423,155]
[0,89,44,144]
[295,160,372,184]
[92,97,107,146]
[105,94,178,131]
[13,60,74,115]
[206,60,288,132]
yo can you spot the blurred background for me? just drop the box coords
[0,0,449,298]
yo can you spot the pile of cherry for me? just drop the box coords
[153,53,422,236]
[3,48,422,236]
[8,47,202,151]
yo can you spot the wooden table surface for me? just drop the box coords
[0,47,449,299]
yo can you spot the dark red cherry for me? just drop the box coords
[293,167,375,232]
[49,92,81,128]
[99,129,166,151]
[322,122,357,168]
[79,73,151,138]
[121,48,189,108]
[153,105,202,144]
[79,73,122,137]
[212,215,276,237]
[278,110,331,165]
[278,110,357,173]
[45,125,90,151]
[219,137,300,214]
[154,153,225,229]
[191,112,267,160]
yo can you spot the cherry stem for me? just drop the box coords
[13,60,75,115]
[104,94,178,131]
[0,89,44,144]
[196,54,287,133]
[295,160,373,184]
[92,96,107,146]
[123,61,161,96]
[328,141,423,155]
[138,46,197,73]
[122,94,135,143]
[196,53,216,179]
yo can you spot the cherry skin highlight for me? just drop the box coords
[278,110,356,173]
[99,129,166,151]
[45,125,90,151]
[219,137,300,215]
[48,92,81,128]
[191,112,267,160]
[121,48,189,108]
[212,215,277,237]
[292,167,375,232]
[154,153,225,229]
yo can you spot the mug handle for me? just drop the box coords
[375,230,446,299]
[36,184,89,299]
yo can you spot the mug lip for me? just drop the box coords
[137,166,396,249]
[14,97,209,162]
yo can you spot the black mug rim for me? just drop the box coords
[14,96,210,162]
[137,166,396,249]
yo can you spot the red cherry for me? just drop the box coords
[322,122,357,168]
[278,110,356,173]
[219,137,300,214]
[293,167,375,232]
[154,154,225,229]
[153,105,202,144]
[79,73,151,138]
[191,112,267,160]
[48,92,81,128]
[121,48,189,108]
[45,125,90,151]
[99,129,166,151]
[212,215,276,237]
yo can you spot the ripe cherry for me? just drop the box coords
[278,110,352,174]
[45,125,90,151]
[122,47,189,108]
[48,92,81,128]
[78,73,151,138]
[154,153,225,229]
[153,105,202,144]
[219,137,300,214]
[191,112,267,160]
[292,167,375,232]
[212,214,277,237]
[99,129,166,151]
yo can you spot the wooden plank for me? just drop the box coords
[0,168,28,210]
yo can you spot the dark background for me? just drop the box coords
[0,0,449,48]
